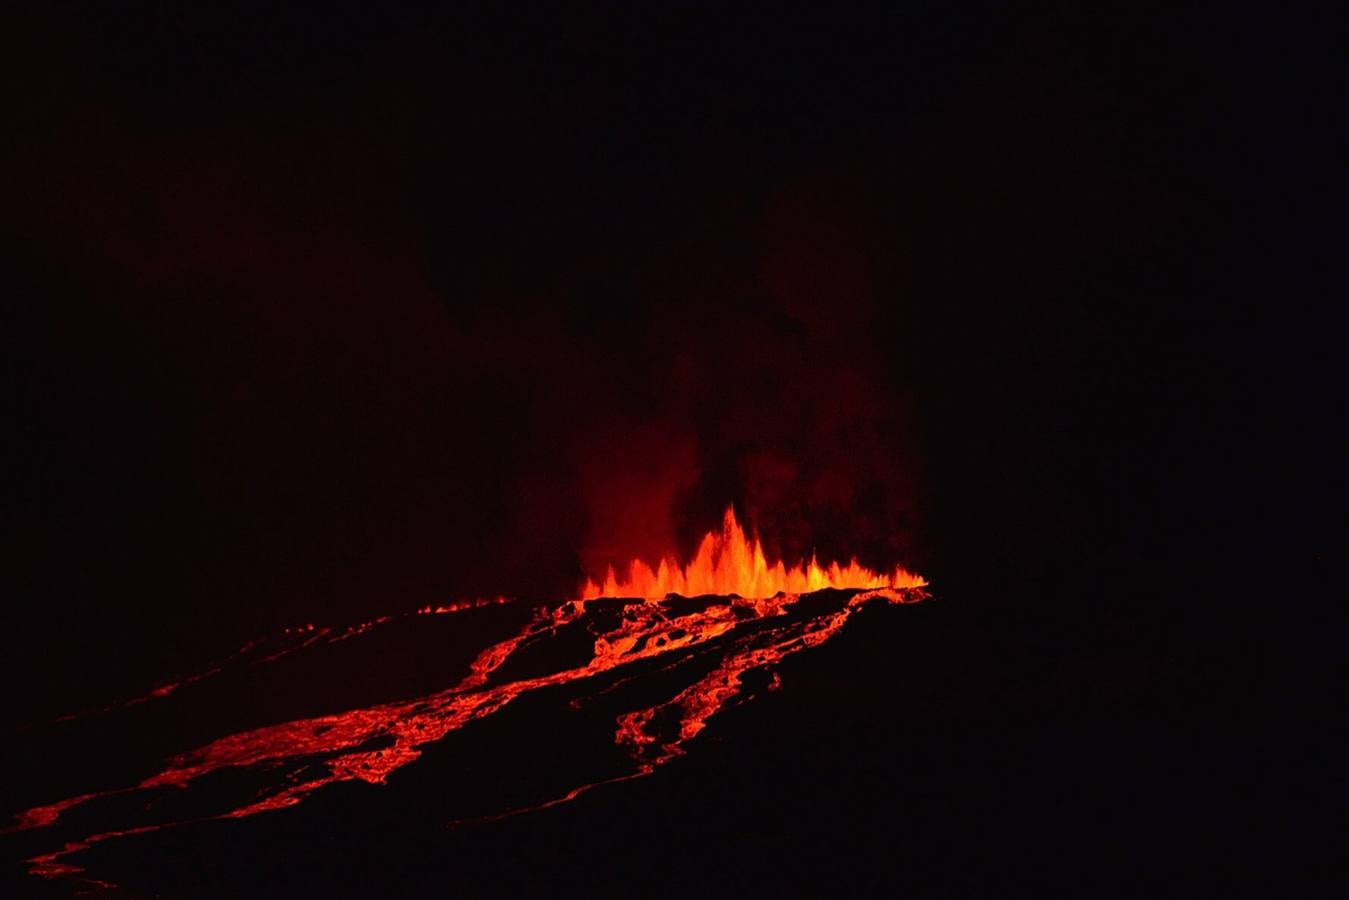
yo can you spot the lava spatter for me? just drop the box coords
[582,507,924,600]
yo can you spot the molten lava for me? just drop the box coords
[6,508,926,891]
[581,506,924,600]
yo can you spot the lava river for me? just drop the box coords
[4,509,926,891]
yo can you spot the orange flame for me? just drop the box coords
[580,506,924,600]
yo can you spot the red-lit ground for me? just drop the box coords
[5,566,925,892]
[5,509,926,890]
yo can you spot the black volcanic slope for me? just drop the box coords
[4,587,928,896]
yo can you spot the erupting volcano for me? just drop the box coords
[581,507,924,600]
[4,506,925,892]
[574,507,922,599]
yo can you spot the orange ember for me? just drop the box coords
[580,506,924,600]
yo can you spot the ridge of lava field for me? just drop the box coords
[4,584,927,894]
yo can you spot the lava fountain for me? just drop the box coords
[581,506,925,599]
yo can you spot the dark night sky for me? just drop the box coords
[2,3,1344,886]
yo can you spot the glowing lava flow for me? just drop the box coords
[6,514,926,889]
[31,597,512,728]
[581,506,924,600]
